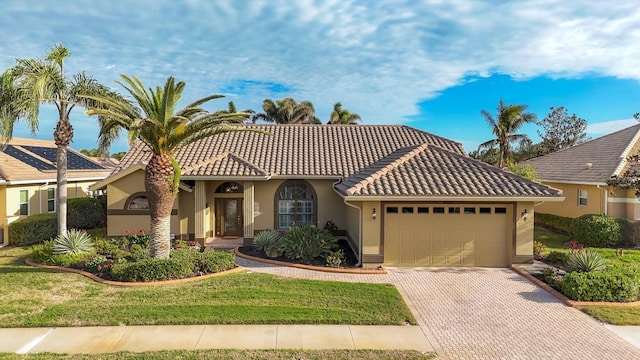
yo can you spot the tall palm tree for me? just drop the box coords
[477,99,537,167]
[0,44,117,236]
[253,97,320,124]
[83,75,253,258]
[328,102,361,124]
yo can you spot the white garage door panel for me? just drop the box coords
[384,204,510,267]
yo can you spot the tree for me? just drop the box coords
[253,97,321,124]
[608,111,640,196]
[110,151,127,161]
[537,106,587,156]
[214,101,255,120]
[83,75,254,258]
[328,102,361,124]
[0,44,117,236]
[80,147,109,157]
[477,99,537,166]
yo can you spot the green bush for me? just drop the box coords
[534,213,574,235]
[573,214,620,247]
[110,257,194,282]
[567,249,606,273]
[533,241,547,260]
[281,224,337,263]
[560,270,640,302]
[194,251,236,274]
[617,219,640,247]
[9,213,57,246]
[76,254,108,271]
[253,230,281,254]
[545,251,569,265]
[326,249,345,268]
[30,241,88,266]
[67,197,105,229]
[52,229,94,254]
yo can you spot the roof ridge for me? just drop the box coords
[347,144,428,195]
[182,152,230,173]
[612,125,640,177]
[225,152,269,175]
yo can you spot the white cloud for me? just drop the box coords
[586,118,638,135]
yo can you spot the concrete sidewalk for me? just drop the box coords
[0,325,433,354]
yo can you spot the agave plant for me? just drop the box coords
[567,249,606,273]
[252,229,281,257]
[52,229,94,255]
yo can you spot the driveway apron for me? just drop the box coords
[236,258,640,360]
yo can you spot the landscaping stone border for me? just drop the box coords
[234,247,387,274]
[512,265,640,307]
[25,258,245,287]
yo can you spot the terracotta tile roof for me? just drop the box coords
[336,144,560,197]
[526,124,640,184]
[0,137,112,183]
[112,124,559,198]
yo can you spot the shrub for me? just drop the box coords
[534,213,573,235]
[280,224,337,263]
[9,213,57,246]
[572,214,620,247]
[542,267,564,289]
[31,242,87,267]
[76,254,108,271]
[194,251,236,274]
[617,218,640,247]
[125,229,150,247]
[545,251,569,265]
[533,241,547,260]
[128,244,149,261]
[253,230,281,255]
[567,249,606,273]
[94,238,129,261]
[560,270,640,302]
[67,197,105,229]
[326,249,345,268]
[110,257,194,282]
[52,229,94,255]
[323,220,339,235]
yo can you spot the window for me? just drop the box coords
[128,196,149,210]
[19,190,28,215]
[386,207,398,213]
[402,207,414,213]
[578,189,588,206]
[448,207,461,214]
[276,180,315,229]
[479,207,491,214]
[433,207,445,214]
[47,188,55,212]
[464,207,476,214]
[215,181,243,193]
[417,207,429,214]
[495,207,507,214]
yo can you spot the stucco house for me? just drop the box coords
[92,124,562,268]
[527,124,640,221]
[0,138,113,245]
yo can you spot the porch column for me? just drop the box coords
[194,180,206,244]
[243,181,254,246]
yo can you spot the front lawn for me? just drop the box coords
[0,247,415,327]
[535,226,640,325]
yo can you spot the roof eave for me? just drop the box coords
[539,179,609,186]
[341,195,566,202]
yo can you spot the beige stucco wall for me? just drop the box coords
[607,188,640,220]
[535,182,605,218]
[178,188,195,238]
[344,201,361,254]
[515,201,534,259]
[361,201,382,256]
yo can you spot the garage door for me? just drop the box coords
[384,204,510,267]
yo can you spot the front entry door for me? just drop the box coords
[222,198,242,237]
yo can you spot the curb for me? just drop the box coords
[234,247,387,274]
[512,265,640,307]
[25,258,245,287]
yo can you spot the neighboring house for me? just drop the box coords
[526,124,640,220]
[92,125,562,268]
[0,138,113,245]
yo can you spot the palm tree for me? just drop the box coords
[0,44,117,236]
[83,75,253,258]
[477,99,537,167]
[214,101,255,121]
[328,102,361,124]
[253,97,320,124]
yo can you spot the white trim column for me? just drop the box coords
[243,181,254,244]
[194,181,206,242]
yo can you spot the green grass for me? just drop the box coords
[535,226,640,325]
[0,247,415,328]
[0,350,434,360]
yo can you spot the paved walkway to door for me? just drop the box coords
[236,258,640,360]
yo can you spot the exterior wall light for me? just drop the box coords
[521,209,528,221]
[372,208,377,220]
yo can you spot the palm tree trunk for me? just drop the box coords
[54,113,73,237]
[146,153,178,258]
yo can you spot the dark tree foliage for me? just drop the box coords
[609,112,640,195]
[537,106,587,156]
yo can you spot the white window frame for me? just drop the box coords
[47,188,55,213]
[19,190,29,216]
[578,189,588,206]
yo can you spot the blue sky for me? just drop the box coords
[1,0,639,154]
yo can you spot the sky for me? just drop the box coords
[1,0,639,154]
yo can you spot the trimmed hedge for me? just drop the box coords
[110,258,195,282]
[617,219,640,247]
[572,214,620,247]
[196,251,236,274]
[9,213,57,246]
[534,213,573,235]
[67,197,105,229]
[561,269,640,302]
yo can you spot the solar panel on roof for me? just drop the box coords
[2,145,56,170]
[21,145,104,170]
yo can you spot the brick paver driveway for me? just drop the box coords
[237,258,640,360]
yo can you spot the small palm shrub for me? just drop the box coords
[253,230,283,258]
[572,214,620,247]
[567,249,606,273]
[52,229,94,255]
[30,241,87,266]
[281,224,337,263]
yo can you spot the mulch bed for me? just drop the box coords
[237,239,359,268]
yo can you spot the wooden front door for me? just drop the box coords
[221,198,242,237]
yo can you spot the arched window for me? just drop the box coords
[125,193,149,210]
[215,181,243,193]
[276,180,316,229]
